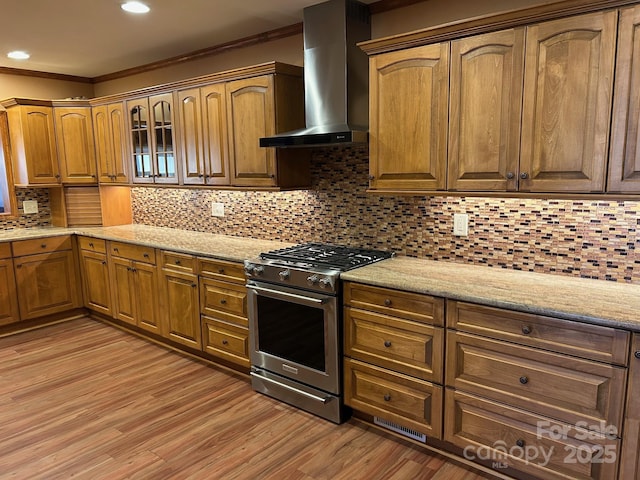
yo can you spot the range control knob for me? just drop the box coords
[319,277,332,288]
[278,269,291,281]
[253,266,265,276]
[307,275,319,286]
[244,263,255,275]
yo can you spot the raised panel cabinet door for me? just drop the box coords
[80,249,112,317]
[0,258,20,325]
[110,256,137,325]
[54,106,97,184]
[177,88,206,185]
[149,93,179,185]
[92,105,113,183]
[520,11,617,192]
[620,334,640,479]
[609,6,640,193]
[369,43,449,192]
[201,84,230,185]
[93,103,129,184]
[14,251,81,320]
[134,262,161,335]
[162,269,201,350]
[226,76,277,187]
[448,28,524,191]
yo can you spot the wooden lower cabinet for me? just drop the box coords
[620,334,640,479]
[0,257,20,325]
[78,238,112,317]
[202,316,250,368]
[162,267,201,350]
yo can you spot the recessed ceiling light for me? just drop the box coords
[121,1,150,14]
[7,51,30,60]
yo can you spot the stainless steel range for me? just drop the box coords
[245,243,393,423]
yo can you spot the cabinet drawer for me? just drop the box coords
[445,389,620,480]
[0,243,11,259]
[344,282,444,326]
[202,316,250,368]
[77,236,106,254]
[198,257,245,284]
[12,235,71,256]
[447,331,627,433]
[345,307,444,383]
[344,358,442,439]
[161,250,196,273]
[200,278,248,321]
[109,241,155,264]
[447,300,630,365]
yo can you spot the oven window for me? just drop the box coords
[257,295,326,372]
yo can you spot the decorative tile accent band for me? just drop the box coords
[136,146,633,284]
[0,189,51,230]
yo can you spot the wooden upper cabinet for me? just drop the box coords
[448,29,525,192]
[177,84,229,186]
[92,102,129,184]
[54,106,97,184]
[520,11,617,193]
[609,5,640,193]
[368,43,449,192]
[1,100,60,185]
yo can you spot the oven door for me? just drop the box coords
[247,279,339,395]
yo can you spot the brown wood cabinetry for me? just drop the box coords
[199,257,249,368]
[609,5,640,193]
[177,84,230,186]
[161,251,201,350]
[109,241,159,334]
[448,28,524,192]
[226,73,309,188]
[53,105,97,184]
[1,99,60,186]
[12,236,81,320]
[368,44,449,192]
[92,102,129,184]
[0,243,19,325]
[620,334,640,479]
[343,281,445,438]
[77,236,112,316]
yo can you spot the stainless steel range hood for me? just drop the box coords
[260,0,371,148]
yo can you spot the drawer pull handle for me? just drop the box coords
[516,439,525,448]
[522,326,532,335]
[143,253,149,258]
[384,340,392,348]
[41,243,47,249]
[383,394,391,402]
[635,351,640,360]
[222,339,228,345]
[89,242,94,248]
[220,299,227,304]
[519,376,529,385]
[175,260,181,265]
[114,248,119,253]
[383,299,392,307]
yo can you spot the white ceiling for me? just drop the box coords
[1,0,376,78]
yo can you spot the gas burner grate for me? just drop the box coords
[261,243,393,271]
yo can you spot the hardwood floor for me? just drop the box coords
[0,318,496,480]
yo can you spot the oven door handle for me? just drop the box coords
[248,285,328,305]
[250,371,331,404]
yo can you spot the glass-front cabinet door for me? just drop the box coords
[127,93,178,184]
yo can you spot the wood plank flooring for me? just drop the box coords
[0,318,496,480]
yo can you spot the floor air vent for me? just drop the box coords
[373,417,427,443]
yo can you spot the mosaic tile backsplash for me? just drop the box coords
[135,146,631,284]
[0,189,51,229]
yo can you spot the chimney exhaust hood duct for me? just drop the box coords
[260,0,371,148]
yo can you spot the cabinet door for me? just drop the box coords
[448,29,524,191]
[201,84,230,185]
[226,76,277,187]
[8,105,60,185]
[110,256,137,325]
[520,11,616,192]
[0,258,20,325]
[80,249,112,316]
[163,269,201,349]
[93,103,129,184]
[14,250,81,320]
[149,93,179,185]
[620,334,640,479]
[54,106,97,184]
[135,262,160,335]
[369,43,449,191]
[127,98,154,184]
[609,6,640,193]
[177,88,206,185]
[92,105,113,183]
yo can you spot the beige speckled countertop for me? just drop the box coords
[341,256,640,332]
[0,224,293,263]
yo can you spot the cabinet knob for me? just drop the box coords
[191,283,197,288]
[222,339,228,345]
[175,260,181,265]
[383,394,391,402]
[143,253,149,258]
[218,268,225,274]
[635,351,640,359]
[102,261,107,265]
[506,172,515,179]
[516,439,525,448]
[114,247,119,253]
[383,298,392,307]
[368,175,375,181]
[16,264,22,269]
[520,172,529,180]
[220,298,227,304]
[89,242,94,248]
[519,376,529,385]
[198,174,204,178]
[521,326,532,335]
[384,340,392,348]
[41,243,47,249]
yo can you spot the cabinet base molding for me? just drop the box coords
[0,309,87,338]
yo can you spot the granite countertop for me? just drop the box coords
[0,224,293,263]
[341,256,640,332]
